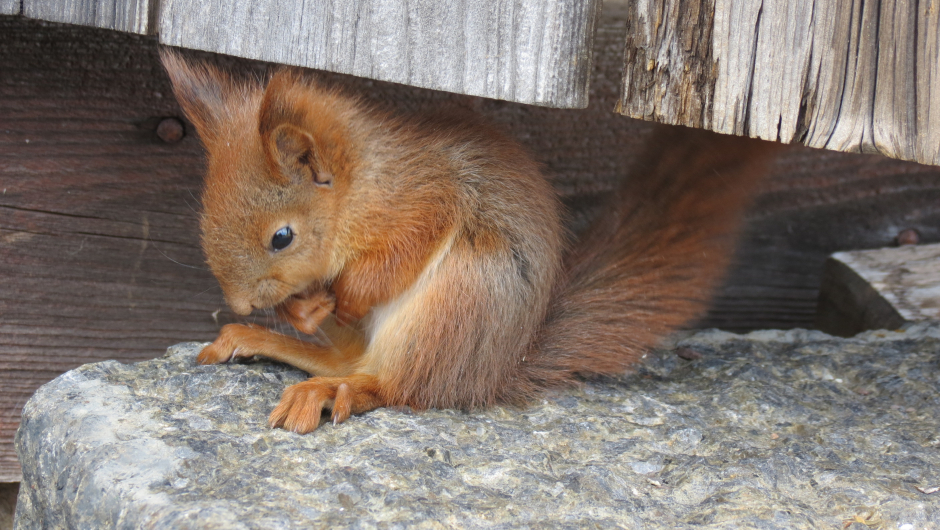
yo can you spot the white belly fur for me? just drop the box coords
[355,229,459,375]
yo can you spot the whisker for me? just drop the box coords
[264,307,277,328]
[153,244,210,271]
[185,189,202,212]
[313,327,334,348]
[335,309,359,325]
[186,284,221,300]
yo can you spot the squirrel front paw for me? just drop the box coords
[276,289,336,335]
[198,323,266,365]
[268,375,385,434]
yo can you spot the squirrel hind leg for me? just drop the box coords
[268,374,386,433]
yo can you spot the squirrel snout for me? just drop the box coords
[227,297,254,316]
[225,279,285,315]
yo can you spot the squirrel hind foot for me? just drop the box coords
[268,374,386,434]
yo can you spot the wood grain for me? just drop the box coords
[619,0,717,130]
[816,244,940,336]
[23,0,153,33]
[838,244,940,323]
[0,0,18,15]
[1,10,939,481]
[706,146,940,331]
[0,482,16,530]
[0,17,226,481]
[156,0,601,108]
[618,0,940,167]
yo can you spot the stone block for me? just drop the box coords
[15,325,940,528]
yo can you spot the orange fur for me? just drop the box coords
[276,288,336,334]
[199,321,365,377]
[161,49,779,433]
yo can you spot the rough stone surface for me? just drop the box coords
[15,324,940,529]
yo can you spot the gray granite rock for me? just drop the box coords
[15,324,940,529]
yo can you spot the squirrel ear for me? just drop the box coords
[159,48,236,144]
[259,71,334,187]
[266,123,334,187]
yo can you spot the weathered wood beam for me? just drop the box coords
[16,0,601,108]
[0,0,18,15]
[155,0,601,108]
[21,0,153,33]
[816,243,940,337]
[618,0,940,167]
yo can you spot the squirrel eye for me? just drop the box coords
[271,226,294,251]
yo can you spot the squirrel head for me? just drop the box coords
[161,50,361,315]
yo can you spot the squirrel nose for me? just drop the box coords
[227,297,254,316]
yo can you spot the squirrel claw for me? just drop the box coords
[267,376,384,434]
[198,323,263,365]
[331,383,353,425]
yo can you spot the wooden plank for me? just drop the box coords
[22,0,153,33]
[816,244,940,337]
[157,0,602,108]
[618,0,717,129]
[0,482,16,530]
[701,147,940,332]
[617,0,940,167]
[841,244,940,323]
[0,0,19,15]
[0,16,226,481]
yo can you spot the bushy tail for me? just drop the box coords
[521,126,780,390]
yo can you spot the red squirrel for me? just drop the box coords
[161,50,778,434]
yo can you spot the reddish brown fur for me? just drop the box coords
[161,50,779,433]
[521,127,778,394]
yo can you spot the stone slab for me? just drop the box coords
[15,324,940,528]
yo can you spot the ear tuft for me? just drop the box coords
[257,70,307,138]
[260,70,334,187]
[159,48,237,144]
